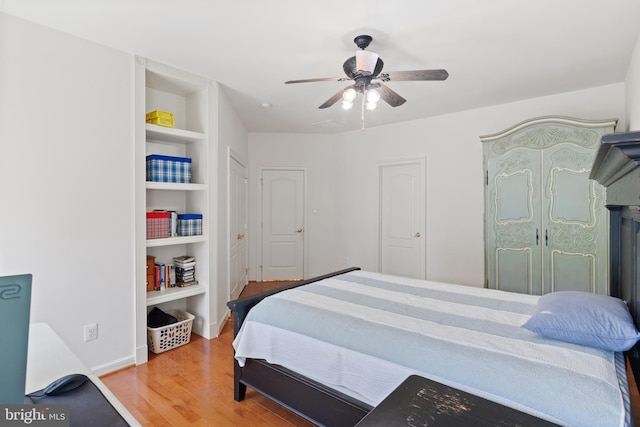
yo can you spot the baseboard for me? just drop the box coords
[217,309,231,336]
[91,355,136,376]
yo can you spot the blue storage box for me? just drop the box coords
[146,154,192,183]
[178,214,202,236]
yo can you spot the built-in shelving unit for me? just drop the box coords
[134,56,214,364]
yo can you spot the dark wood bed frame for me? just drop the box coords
[227,131,640,427]
[227,267,371,426]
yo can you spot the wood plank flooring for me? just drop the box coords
[102,281,640,426]
[101,281,313,426]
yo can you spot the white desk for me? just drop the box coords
[26,323,140,427]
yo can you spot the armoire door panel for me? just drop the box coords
[495,170,533,222]
[489,153,539,241]
[548,169,593,224]
[495,248,534,294]
[548,251,595,293]
[545,145,600,226]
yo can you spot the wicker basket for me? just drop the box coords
[147,310,194,354]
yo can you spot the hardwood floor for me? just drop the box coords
[101,281,313,427]
[102,281,640,426]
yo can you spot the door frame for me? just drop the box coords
[378,157,427,279]
[257,166,308,282]
[227,147,249,300]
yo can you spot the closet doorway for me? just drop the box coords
[379,159,426,279]
[259,168,306,281]
[229,151,248,300]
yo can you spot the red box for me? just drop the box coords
[146,211,170,239]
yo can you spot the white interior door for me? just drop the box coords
[379,160,426,279]
[229,154,248,300]
[260,169,305,281]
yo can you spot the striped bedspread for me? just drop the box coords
[233,271,631,427]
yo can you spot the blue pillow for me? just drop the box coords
[522,291,640,352]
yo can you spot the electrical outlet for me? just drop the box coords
[84,323,98,342]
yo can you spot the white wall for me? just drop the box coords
[215,87,248,328]
[248,133,341,279]
[249,84,626,287]
[0,13,135,372]
[626,30,640,130]
[0,13,248,373]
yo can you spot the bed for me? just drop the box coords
[227,131,640,427]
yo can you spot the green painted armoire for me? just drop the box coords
[480,116,617,295]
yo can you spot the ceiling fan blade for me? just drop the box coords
[384,69,449,81]
[377,84,407,107]
[319,88,348,109]
[285,77,344,84]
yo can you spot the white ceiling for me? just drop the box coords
[2,0,640,134]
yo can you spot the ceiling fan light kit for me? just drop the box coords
[285,34,449,129]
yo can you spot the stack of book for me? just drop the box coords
[173,255,198,287]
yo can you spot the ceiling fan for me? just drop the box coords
[285,35,449,111]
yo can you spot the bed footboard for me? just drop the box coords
[226,267,367,425]
[239,359,372,426]
[227,267,361,337]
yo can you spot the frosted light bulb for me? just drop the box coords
[366,89,380,103]
[342,88,357,102]
[365,102,378,111]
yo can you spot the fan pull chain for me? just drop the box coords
[361,91,366,131]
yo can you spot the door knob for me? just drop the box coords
[237,233,244,240]
[296,228,303,233]
[415,232,421,238]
